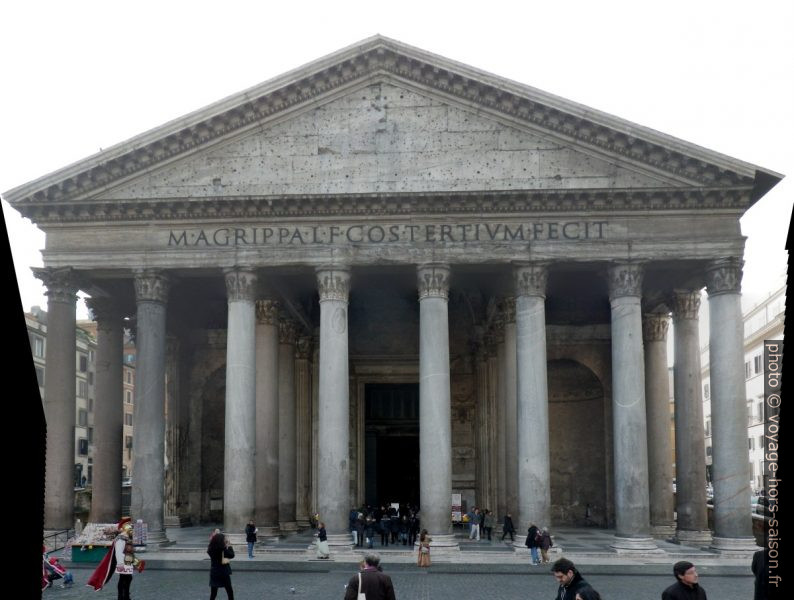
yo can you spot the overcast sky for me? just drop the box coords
[2,0,791,320]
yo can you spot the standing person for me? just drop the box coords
[751,550,766,600]
[482,509,494,541]
[539,527,553,563]
[526,522,540,565]
[380,511,391,547]
[87,517,144,599]
[315,522,330,559]
[365,515,376,549]
[244,519,257,559]
[662,561,707,600]
[407,512,419,547]
[551,558,590,600]
[344,553,397,600]
[349,508,359,546]
[417,529,432,567]
[501,512,516,541]
[355,512,366,548]
[207,531,235,600]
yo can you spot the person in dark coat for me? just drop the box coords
[751,550,767,600]
[344,553,397,600]
[355,513,366,548]
[379,512,391,546]
[525,522,540,565]
[408,512,419,547]
[574,586,602,600]
[365,516,376,549]
[244,519,257,559]
[551,557,590,600]
[207,532,235,600]
[501,513,516,541]
[661,561,708,600]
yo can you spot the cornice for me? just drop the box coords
[5,37,773,212]
[16,188,752,224]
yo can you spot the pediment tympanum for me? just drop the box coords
[95,82,670,200]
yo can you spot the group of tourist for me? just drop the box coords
[347,504,421,549]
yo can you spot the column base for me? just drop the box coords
[138,528,171,549]
[296,518,312,529]
[710,536,760,554]
[650,524,677,540]
[256,526,282,542]
[675,529,713,547]
[164,515,191,528]
[279,521,298,534]
[424,533,460,556]
[610,536,664,553]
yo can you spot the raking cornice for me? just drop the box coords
[2,35,781,211]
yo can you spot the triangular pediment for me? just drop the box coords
[3,35,780,214]
[94,81,672,200]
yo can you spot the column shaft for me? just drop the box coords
[672,290,711,544]
[495,329,507,520]
[131,271,169,543]
[88,299,124,522]
[418,264,452,536]
[223,269,257,531]
[316,268,351,534]
[642,312,675,536]
[608,263,654,548]
[707,259,755,548]
[278,320,298,531]
[36,268,79,529]
[255,300,280,529]
[295,336,313,527]
[503,298,518,517]
[515,265,550,530]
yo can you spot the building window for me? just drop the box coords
[89,350,95,362]
[125,435,133,449]
[745,361,752,379]
[88,398,94,412]
[88,427,93,443]
[77,380,88,398]
[754,354,763,375]
[31,335,45,358]
[749,437,754,450]
[706,446,712,457]
[757,401,764,423]
[124,353,135,364]
[78,438,88,456]
[758,435,764,449]
[35,367,44,387]
[125,390,132,404]
[87,372,94,385]
[78,409,88,427]
[704,419,711,437]
[125,414,133,426]
[126,371,132,384]
[87,466,93,484]
[79,354,88,373]
[703,383,710,399]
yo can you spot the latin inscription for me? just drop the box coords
[167,221,608,247]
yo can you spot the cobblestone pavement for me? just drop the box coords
[46,566,753,599]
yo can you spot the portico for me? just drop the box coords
[7,36,779,554]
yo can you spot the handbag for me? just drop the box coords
[357,572,366,600]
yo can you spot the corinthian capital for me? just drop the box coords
[607,262,644,299]
[224,268,257,302]
[514,263,548,298]
[86,297,124,332]
[279,318,297,344]
[133,270,170,303]
[417,264,450,300]
[705,257,743,296]
[295,335,313,359]
[316,267,351,302]
[255,299,279,325]
[32,267,81,303]
[671,289,702,320]
[642,312,670,342]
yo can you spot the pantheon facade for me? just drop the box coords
[7,37,780,552]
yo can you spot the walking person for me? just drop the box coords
[525,522,540,565]
[244,519,257,559]
[662,561,707,600]
[315,522,331,559]
[207,531,235,600]
[501,512,516,541]
[539,527,553,563]
[482,509,494,541]
[344,553,397,600]
[417,529,432,567]
[551,557,590,600]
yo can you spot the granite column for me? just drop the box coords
[706,258,756,551]
[607,263,655,550]
[131,270,170,545]
[278,318,298,533]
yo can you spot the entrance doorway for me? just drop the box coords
[364,383,419,508]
